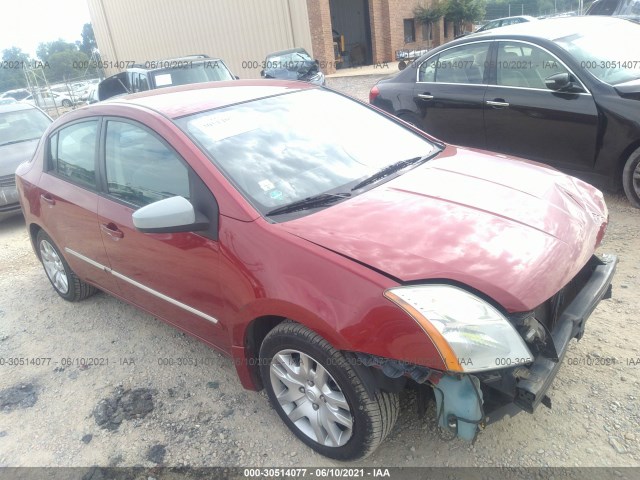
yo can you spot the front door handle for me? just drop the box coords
[101,223,124,240]
[417,93,434,100]
[486,99,510,108]
[40,193,55,205]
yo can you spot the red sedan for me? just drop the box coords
[16,80,617,460]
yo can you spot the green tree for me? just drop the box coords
[443,0,486,36]
[79,23,97,58]
[414,3,444,48]
[36,40,78,63]
[0,47,30,91]
[47,50,91,83]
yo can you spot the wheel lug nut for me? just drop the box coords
[321,395,326,402]
[299,387,305,393]
[312,403,319,410]
[308,381,314,387]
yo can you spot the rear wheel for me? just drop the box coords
[36,230,97,301]
[622,146,640,208]
[259,322,399,460]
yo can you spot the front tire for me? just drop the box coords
[259,322,399,460]
[61,99,72,107]
[622,146,640,208]
[36,230,97,302]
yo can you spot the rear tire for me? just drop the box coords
[259,321,399,460]
[622,147,640,208]
[36,230,97,302]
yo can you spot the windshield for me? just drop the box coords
[0,108,51,147]
[177,89,439,218]
[555,22,640,85]
[265,50,314,71]
[150,61,234,88]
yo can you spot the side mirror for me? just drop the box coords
[545,72,584,93]
[132,196,209,233]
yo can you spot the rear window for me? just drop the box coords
[150,61,234,88]
[0,108,51,147]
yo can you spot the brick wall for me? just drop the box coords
[307,0,338,74]
[308,0,461,70]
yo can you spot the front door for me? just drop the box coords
[484,41,599,171]
[96,119,227,349]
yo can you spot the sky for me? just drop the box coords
[0,0,92,58]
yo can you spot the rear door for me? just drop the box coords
[38,118,118,292]
[483,41,599,171]
[413,41,491,148]
[96,118,227,349]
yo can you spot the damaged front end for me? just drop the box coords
[357,254,617,442]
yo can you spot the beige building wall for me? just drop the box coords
[87,0,313,79]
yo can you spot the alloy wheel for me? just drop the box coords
[40,239,69,294]
[269,349,353,447]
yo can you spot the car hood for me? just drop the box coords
[278,147,608,312]
[0,138,40,176]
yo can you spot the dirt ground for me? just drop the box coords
[0,75,639,470]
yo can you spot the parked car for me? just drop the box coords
[369,16,640,208]
[23,91,77,109]
[475,15,537,32]
[586,0,640,21]
[0,88,31,102]
[97,55,236,101]
[0,103,51,220]
[260,48,326,85]
[17,80,616,459]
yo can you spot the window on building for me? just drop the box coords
[404,19,416,43]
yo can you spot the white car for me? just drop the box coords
[23,91,76,109]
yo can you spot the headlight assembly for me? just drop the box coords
[384,285,533,373]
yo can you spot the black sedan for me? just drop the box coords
[369,17,640,207]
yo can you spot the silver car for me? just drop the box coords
[0,103,52,221]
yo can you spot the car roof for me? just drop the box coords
[0,102,40,114]
[266,48,309,57]
[106,79,317,119]
[488,15,537,22]
[470,15,632,40]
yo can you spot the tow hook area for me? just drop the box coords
[433,375,485,441]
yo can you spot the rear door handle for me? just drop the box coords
[40,193,55,205]
[486,99,510,108]
[417,93,434,100]
[101,223,124,239]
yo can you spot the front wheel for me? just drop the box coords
[622,146,640,208]
[61,99,72,107]
[259,322,399,460]
[36,230,97,301]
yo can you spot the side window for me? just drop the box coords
[139,73,149,91]
[433,43,489,84]
[49,120,98,188]
[496,42,569,89]
[105,120,190,207]
[418,55,438,82]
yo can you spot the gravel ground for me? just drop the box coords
[0,74,639,470]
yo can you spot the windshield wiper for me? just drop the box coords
[266,192,351,216]
[351,154,435,191]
